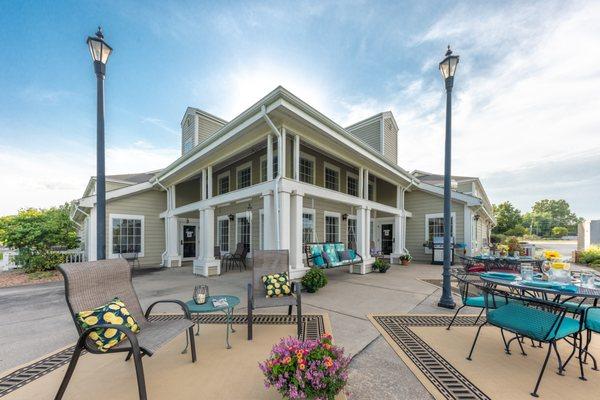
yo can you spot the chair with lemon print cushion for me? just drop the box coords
[56,259,196,400]
[248,250,302,340]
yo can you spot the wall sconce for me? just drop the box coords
[474,215,480,221]
[228,214,235,221]
[342,213,348,221]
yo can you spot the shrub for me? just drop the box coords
[504,225,529,237]
[259,334,350,400]
[490,233,506,244]
[503,236,524,255]
[373,258,390,272]
[302,268,328,293]
[399,252,412,262]
[551,226,569,238]
[580,246,600,265]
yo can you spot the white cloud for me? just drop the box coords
[0,143,178,216]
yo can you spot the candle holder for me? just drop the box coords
[193,285,209,305]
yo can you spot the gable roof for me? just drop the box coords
[412,170,477,186]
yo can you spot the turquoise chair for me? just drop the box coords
[466,283,585,397]
[446,272,509,330]
[580,307,600,379]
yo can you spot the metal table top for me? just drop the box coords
[479,275,600,299]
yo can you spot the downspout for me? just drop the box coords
[151,176,170,266]
[262,105,282,249]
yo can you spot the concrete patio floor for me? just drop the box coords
[0,262,460,399]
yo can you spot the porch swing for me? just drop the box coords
[303,210,363,270]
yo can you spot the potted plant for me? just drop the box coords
[398,252,412,266]
[260,333,350,400]
[301,268,328,293]
[372,258,390,273]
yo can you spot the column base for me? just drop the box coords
[164,255,182,268]
[289,266,310,280]
[193,258,221,277]
[350,257,375,274]
[390,253,403,265]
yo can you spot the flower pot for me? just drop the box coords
[401,260,410,266]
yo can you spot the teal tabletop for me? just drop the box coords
[186,295,240,313]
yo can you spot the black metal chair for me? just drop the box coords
[55,259,195,400]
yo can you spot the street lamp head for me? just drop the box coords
[86,26,112,66]
[439,45,459,81]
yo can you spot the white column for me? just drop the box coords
[391,215,403,264]
[165,185,182,267]
[262,191,274,249]
[356,206,370,274]
[363,169,369,200]
[464,205,473,256]
[290,191,305,277]
[293,134,300,181]
[278,188,291,250]
[193,207,220,276]
[89,206,97,261]
[201,169,207,200]
[280,127,287,178]
[267,134,274,180]
[358,167,364,199]
[207,166,213,199]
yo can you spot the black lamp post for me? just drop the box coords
[87,27,112,260]
[437,45,459,309]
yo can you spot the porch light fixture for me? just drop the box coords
[437,45,459,310]
[86,26,112,260]
[342,213,348,221]
[228,214,235,221]
[474,215,480,221]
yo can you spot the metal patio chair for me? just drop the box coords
[121,252,140,269]
[247,250,302,340]
[223,242,247,271]
[55,259,196,400]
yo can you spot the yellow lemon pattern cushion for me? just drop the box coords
[261,272,292,298]
[76,298,140,352]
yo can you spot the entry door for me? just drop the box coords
[182,225,197,259]
[381,224,393,255]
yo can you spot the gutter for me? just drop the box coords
[150,176,170,267]
[401,179,416,254]
[262,105,282,249]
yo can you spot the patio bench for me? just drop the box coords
[304,242,363,269]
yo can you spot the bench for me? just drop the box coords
[304,242,363,269]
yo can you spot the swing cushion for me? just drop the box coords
[310,245,326,267]
[486,303,581,341]
[339,250,354,261]
[323,244,339,264]
[334,243,345,253]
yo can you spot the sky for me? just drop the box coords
[0,0,599,219]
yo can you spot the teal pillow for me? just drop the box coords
[347,249,356,259]
[311,245,325,266]
[334,243,345,252]
[323,243,339,264]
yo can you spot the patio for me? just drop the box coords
[2,262,599,399]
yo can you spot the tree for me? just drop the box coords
[492,201,522,234]
[524,199,581,237]
[504,225,529,237]
[0,205,79,273]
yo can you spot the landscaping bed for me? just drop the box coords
[0,269,62,288]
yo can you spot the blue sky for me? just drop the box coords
[1,0,599,219]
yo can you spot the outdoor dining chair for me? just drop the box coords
[223,242,248,271]
[55,259,196,400]
[466,282,585,397]
[580,306,600,379]
[247,250,302,340]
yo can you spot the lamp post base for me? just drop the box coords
[437,299,456,309]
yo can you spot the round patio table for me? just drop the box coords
[183,295,240,351]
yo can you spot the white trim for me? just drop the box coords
[424,212,456,254]
[302,207,316,243]
[216,170,230,195]
[78,182,154,207]
[260,150,279,182]
[235,211,253,255]
[298,151,316,184]
[179,220,199,261]
[108,213,145,258]
[236,161,253,189]
[216,215,230,255]
[346,172,359,197]
[416,181,482,206]
[323,162,341,191]
[324,211,341,242]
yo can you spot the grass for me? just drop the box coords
[27,270,58,281]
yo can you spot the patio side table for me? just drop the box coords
[184,295,240,350]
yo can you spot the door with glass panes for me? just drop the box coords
[181,224,197,259]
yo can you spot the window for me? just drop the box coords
[299,153,315,184]
[236,162,252,189]
[217,172,229,195]
[183,137,193,154]
[236,214,251,253]
[260,154,278,181]
[347,217,357,245]
[425,213,456,252]
[217,218,229,253]
[324,163,340,191]
[109,214,144,257]
[324,212,340,243]
[347,174,358,197]
[302,209,315,244]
